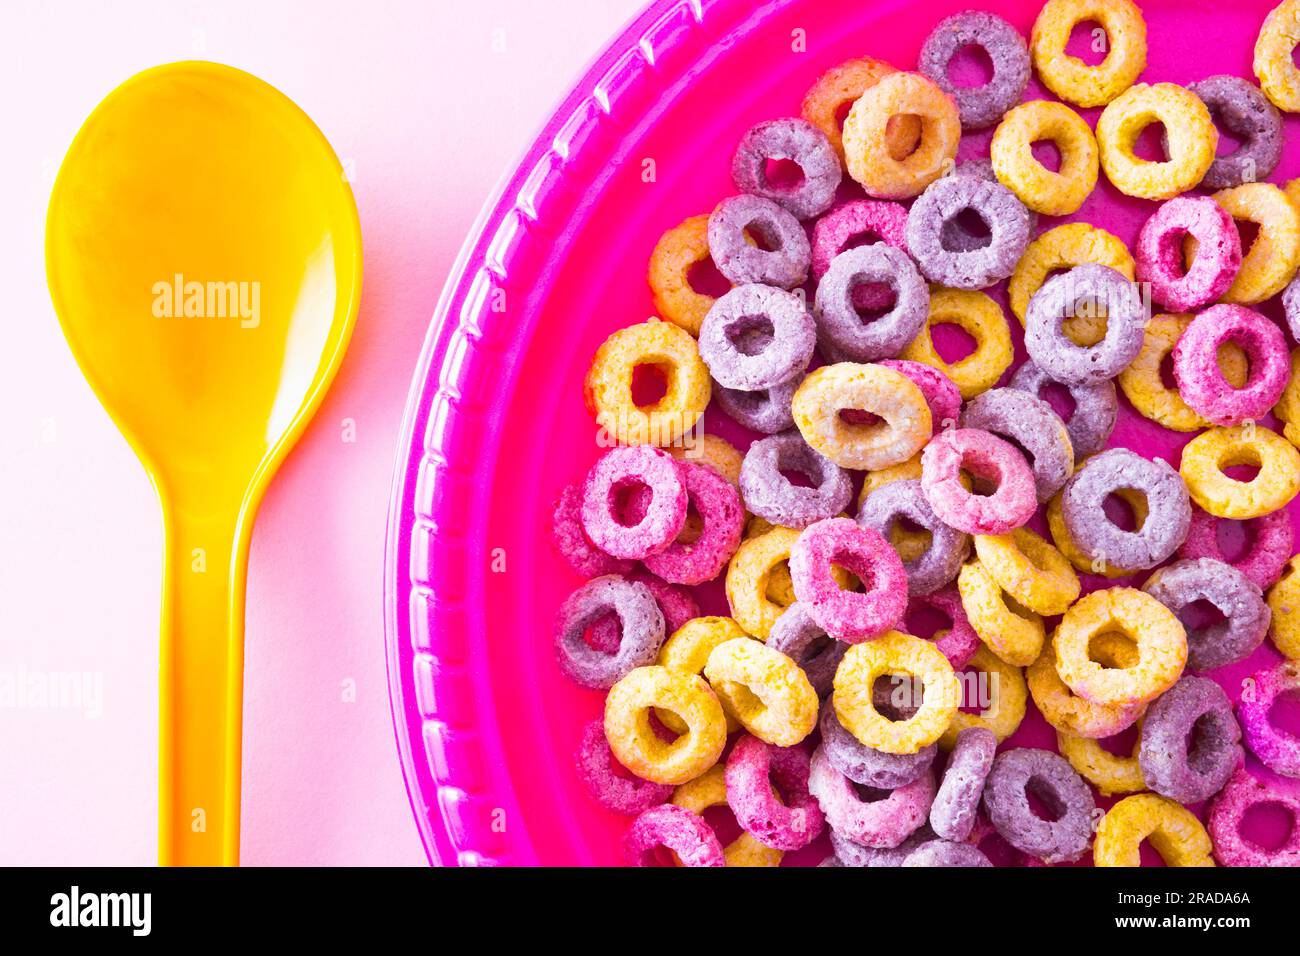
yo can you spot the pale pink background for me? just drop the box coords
[0,0,643,865]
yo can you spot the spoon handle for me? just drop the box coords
[157,499,248,866]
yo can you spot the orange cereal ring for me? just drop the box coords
[1094,793,1215,867]
[1029,638,1145,738]
[991,100,1098,216]
[792,362,931,470]
[604,665,727,785]
[842,72,960,199]
[703,637,819,746]
[1030,0,1147,108]
[647,214,730,336]
[1097,83,1217,200]
[800,56,921,163]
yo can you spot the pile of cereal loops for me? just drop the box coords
[552,0,1300,867]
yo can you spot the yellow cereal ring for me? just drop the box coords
[604,665,727,785]
[938,646,1027,749]
[726,526,799,639]
[900,288,1013,400]
[667,433,743,487]
[1096,83,1216,200]
[671,766,783,867]
[1255,0,1300,112]
[990,100,1099,216]
[647,214,730,336]
[1209,183,1300,304]
[1053,588,1187,706]
[1273,348,1300,448]
[584,319,710,447]
[703,637,819,746]
[1094,793,1215,867]
[1008,223,1135,345]
[1056,722,1145,797]
[800,56,921,164]
[1118,313,1248,432]
[833,630,960,755]
[1046,485,1145,578]
[1266,555,1300,659]
[1180,424,1300,519]
[1030,0,1147,107]
[957,559,1046,667]
[1028,638,1145,738]
[658,617,749,733]
[792,362,931,470]
[842,72,960,199]
[974,527,1081,616]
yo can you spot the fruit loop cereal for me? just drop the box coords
[973,527,1080,616]
[726,525,801,639]
[1056,721,1145,797]
[819,703,937,789]
[878,359,962,434]
[581,445,687,560]
[1053,588,1188,706]
[813,244,929,361]
[938,645,1028,746]
[931,727,997,841]
[739,430,852,530]
[671,766,782,866]
[624,803,725,867]
[576,720,673,815]
[708,195,811,289]
[982,747,1097,863]
[921,428,1037,535]
[1009,361,1117,459]
[725,735,825,850]
[1118,313,1247,432]
[666,434,744,487]
[900,288,1013,399]
[793,362,932,470]
[1208,769,1300,866]
[906,587,981,669]
[554,575,666,689]
[703,637,819,746]
[1094,794,1215,867]
[1268,556,1300,659]
[1179,506,1293,591]
[919,11,1030,129]
[1212,182,1300,304]
[1023,265,1147,387]
[1180,424,1300,519]
[1139,676,1243,803]
[604,665,727,785]
[585,570,699,655]
[1029,638,1146,739]
[1008,222,1134,330]
[715,377,799,435]
[947,158,1040,247]
[1174,305,1289,428]
[961,387,1075,502]
[904,175,1030,289]
[801,57,919,163]
[958,559,1046,667]
[767,603,847,697]
[731,118,842,221]
[990,100,1099,215]
[1238,660,1300,778]
[552,482,634,578]
[1255,0,1300,112]
[790,517,908,642]
[1096,83,1217,200]
[843,71,961,199]
[811,199,909,308]
[644,461,745,585]
[1046,485,1143,579]
[1186,75,1283,190]
[808,746,936,847]
[1030,0,1147,107]
[648,214,728,337]
[1142,558,1270,671]
[833,630,961,755]
[698,284,815,391]
[858,478,971,595]
[1135,196,1242,313]
[657,616,747,734]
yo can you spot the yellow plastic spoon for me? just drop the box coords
[45,62,362,866]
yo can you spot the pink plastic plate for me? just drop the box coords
[386,0,1300,866]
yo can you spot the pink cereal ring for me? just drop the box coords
[811,200,910,309]
[552,482,634,578]
[1178,506,1293,590]
[905,587,980,670]
[1207,768,1300,867]
[623,803,725,867]
[1172,304,1290,427]
[725,735,825,850]
[587,570,699,654]
[1135,195,1242,312]
[920,428,1036,535]
[879,359,963,434]
[1239,660,1300,779]
[789,517,908,643]
[644,461,745,585]
[808,744,935,848]
[575,720,673,814]
[581,445,688,560]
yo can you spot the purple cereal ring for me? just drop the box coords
[920,428,1037,535]
[903,839,993,867]
[623,803,725,867]
[586,569,698,655]
[1239,660,1300,778]
[575,720,672,814]
[811,200,909,312]
[1008,359,1117,459]
[930,727,997,843]
[714,376,799,434]
[812,244,929,362]
[768,603,847,697]
[820,703,937,790]
[1172,304,1289,427]
[906,587,980,669]
[1185,75,1283,191]
[554,575,665,689]
[918,11,1030,130]
[809,744,936,849]
[1283,271,1300,342]
[905,174,1031,289]
[1142,558,1270,672]
[943,159,1039,252]
[1208,769,1300,866]
[725,735,825,850]
[1139,676,1243,804]
[708,194,811,289]
[830,824,936,867]
[739,430,853,530]
[581,445,687,560]
[879,359,963,434]
[551,482,634,578]
[857,478,971,595]
[1024,264,1147,386]
[643,461,745,585]
[698,284,816,391]
[732,117,842,221]
[960,387,1075,502]
[1178,506,1293,590]
[1059,448,1191,571]
[982,748,1096,864]
[1135,195,1242,312]
[789,517,908,643]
